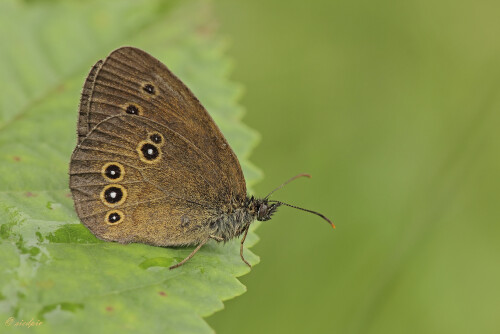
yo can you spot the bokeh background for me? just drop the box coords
[209,0,500,333]
[1,0,498,332]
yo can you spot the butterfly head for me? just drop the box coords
[256,200,281,221]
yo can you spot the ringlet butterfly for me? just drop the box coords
[69,47,333,269]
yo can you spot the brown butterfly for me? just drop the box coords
[69,47,333,269]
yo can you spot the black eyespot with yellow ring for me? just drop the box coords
[137,140,161,164]
[149,132,164,146]
[123,103,143,116]
[101,162,125,182]
[100,184,127,207]
[105,210,125,226]
[142,83,156,95]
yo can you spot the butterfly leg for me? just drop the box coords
[240,225,251,268]
[169,238,209,270]
[209,235,224,242]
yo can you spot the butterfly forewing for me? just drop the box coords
[76,47,246,201]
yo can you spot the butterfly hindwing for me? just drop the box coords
[70,114,225,246]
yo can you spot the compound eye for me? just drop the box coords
[258,204,268,220]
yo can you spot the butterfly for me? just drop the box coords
[69,47,333,269]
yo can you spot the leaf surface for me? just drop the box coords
[0,0,261,332]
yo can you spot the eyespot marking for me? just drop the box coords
[106,210,125,225]
[100,184,127,207]
[141,143,159,160]
[137,140,161,164]
[126,104,140,115]
[104,187,123,204]
[143,83,156,95]
[101,162,125,182]
[149,132,164,145]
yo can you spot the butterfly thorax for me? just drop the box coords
[209,196,281,241]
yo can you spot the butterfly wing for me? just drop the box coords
[77,47,246,201]
[70,115,227,246]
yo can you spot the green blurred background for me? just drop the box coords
[209,0,500,333]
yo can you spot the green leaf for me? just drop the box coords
[0,0,262,332]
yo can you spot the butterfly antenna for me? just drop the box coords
[268,200,335,228]
[264,173,312,200]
